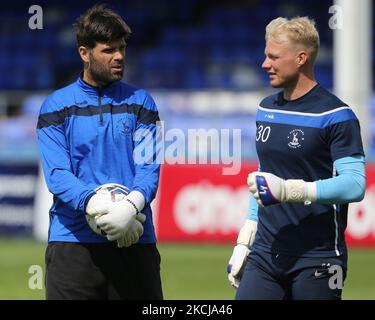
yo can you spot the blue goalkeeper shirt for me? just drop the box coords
[252,84,365,257]
[37,76,160,243]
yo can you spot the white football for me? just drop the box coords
[86,183,129,236]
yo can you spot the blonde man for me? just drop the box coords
[227,17,365,300]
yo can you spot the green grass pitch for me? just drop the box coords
[0,237,374,300]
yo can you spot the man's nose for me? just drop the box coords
[261,58,270,70]
[262,58,269,69]
[113,50,124,61]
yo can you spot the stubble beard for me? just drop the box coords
[87,53,123,87]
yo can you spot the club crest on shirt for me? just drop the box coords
[116,118,132,136]
[287,129,304,149]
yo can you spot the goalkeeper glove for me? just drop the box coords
[117,213,146,247]
[247,172,316,207]
[95,191,145,241]
[87,206,146,246]
[85,189,112,217]
[227,219,257,289]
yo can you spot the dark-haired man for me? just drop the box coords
[37,4,163,300]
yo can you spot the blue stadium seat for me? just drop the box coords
[0,0,372,91]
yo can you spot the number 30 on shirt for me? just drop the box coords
[256,125,271,142]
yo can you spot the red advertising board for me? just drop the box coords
[346,165,375,247]
[156,163,257,243]
[155,163,375,247]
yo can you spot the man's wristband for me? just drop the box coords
[126,198,140,215]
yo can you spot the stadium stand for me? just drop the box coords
[0,0,373,161]
[2,0,372,90]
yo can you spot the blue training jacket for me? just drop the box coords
[36,76,160,243]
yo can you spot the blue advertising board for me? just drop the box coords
[0,163,38,235]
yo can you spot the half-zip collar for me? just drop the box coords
[77,73,120,125]
[98,86,103,124]
[76,72,120,98]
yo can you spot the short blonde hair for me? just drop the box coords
[265,16,320,63]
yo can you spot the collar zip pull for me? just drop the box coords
[98,87,103,124]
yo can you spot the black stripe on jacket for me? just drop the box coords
[37,103,160,129]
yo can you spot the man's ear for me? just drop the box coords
[296,51,308,67]
[78,46,90,63]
